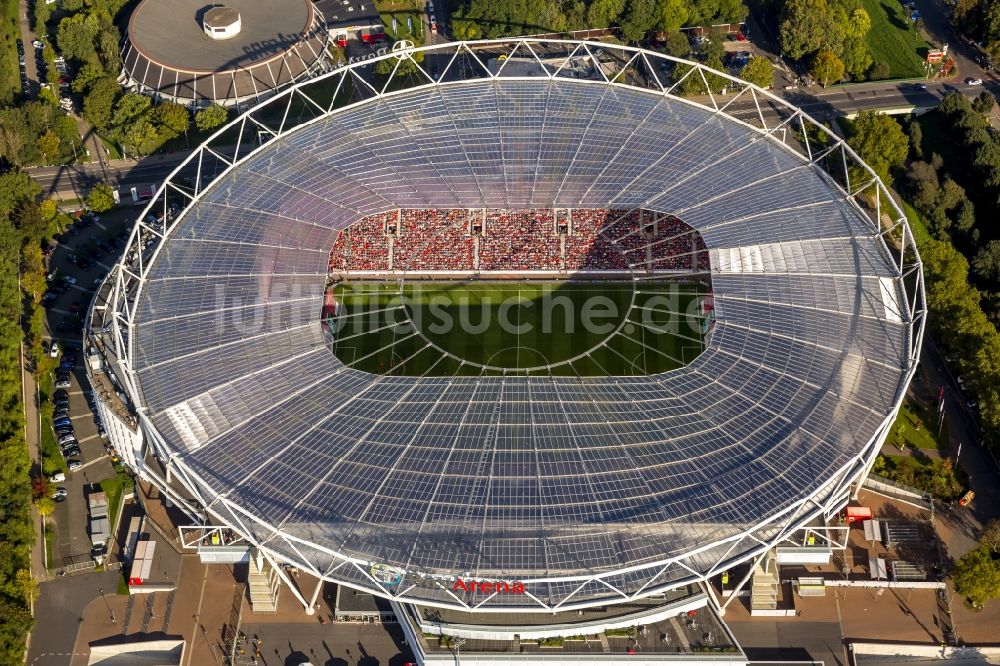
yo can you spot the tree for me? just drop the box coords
[83,77,121,132]
[840,37,873,80]
[36,130,60,164]
[56,14,99,64]
[974,241,1000,282]
[153,102,190,139]
[740,56,774,89]
[868,61,890,80]
[952,546,1000,607]
[845,8,871,38]
[0,170,42,218]
[973,91,997,115]
[72,62,108,94]
[195,104,229,133]
[586,0,625,27]
[662,31,690,59]
[654,0,689,32]
[120,117,160,157]
[14,571,39,606]
[983,519,1000,554]
[86,183,116,213]
[908,119,923,158]
[810,48,845,87]
[620,0,657,42]
[111,92,152,130]
[13,202,48,243]
[846,110,908,184]
[34,497,55,521]
[779,0,833,59]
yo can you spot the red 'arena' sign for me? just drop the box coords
[452,578,525,594]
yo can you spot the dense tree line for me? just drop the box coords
[0,167,40,661]
[776,0,877,83]
[0,101,84,167]
[844,108,1000,453]
[870,455,962,500]
[903,93,1000,316]
[951,0,1000,62]
[953,520,1000,607]
[448,0,747,41]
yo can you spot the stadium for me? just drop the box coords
[87,38,924,658]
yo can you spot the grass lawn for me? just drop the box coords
[859,0,928,78]
[99,476,124,531]
[384,11,425,41]
[375,0,425,12]
[38,373,68,475]
[43,523,54,570]
[330,281,708,376]
[889,400,945,451]
[97,135,122,160]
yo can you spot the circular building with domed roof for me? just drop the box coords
[119,0,331,108]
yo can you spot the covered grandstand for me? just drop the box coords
[87,39,925,617]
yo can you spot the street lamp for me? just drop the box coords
[98,587,116,624]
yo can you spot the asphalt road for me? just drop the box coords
[27,569,122,666]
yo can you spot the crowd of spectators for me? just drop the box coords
[394,209,474,271]
[329,208,709,272]
[479,210,560,271]
[330,213,391,271]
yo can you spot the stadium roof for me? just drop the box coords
[95,39,925,612]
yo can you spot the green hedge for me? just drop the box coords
[0,217,36,661]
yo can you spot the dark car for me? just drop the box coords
[54,389,69,400]
[62,446,81,457]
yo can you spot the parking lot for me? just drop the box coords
[42,206,137,570]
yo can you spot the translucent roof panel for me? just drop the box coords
[123,60,919,612]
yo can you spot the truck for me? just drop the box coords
[360,27,387,44]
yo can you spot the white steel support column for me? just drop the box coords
[721,548,771,611]
[260,548,312,613]
[306,575,325,615]
[701,580,726,617]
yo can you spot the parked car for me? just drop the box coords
[49,472,66,483]
[58,434,77,446]
[49,341,60,358]
[959,490,975,506]
[32,39,44,49]
[62,445,81,457]
[67,459,83,470]
[55,378,72,389]
[51,487,68,499]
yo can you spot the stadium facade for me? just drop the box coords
[88,38,924,659]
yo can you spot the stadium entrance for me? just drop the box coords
[322,207,714,377]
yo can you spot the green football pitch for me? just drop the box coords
[327,281,709,377]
